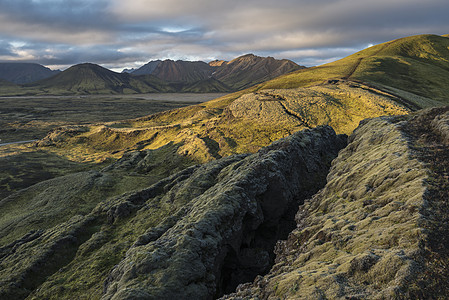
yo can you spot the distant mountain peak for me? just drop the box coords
[212,54,303,90]
[0,62,61,84]
[209,60,227,67]
[122,68,136,73]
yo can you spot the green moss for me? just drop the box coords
[260,34,449,107]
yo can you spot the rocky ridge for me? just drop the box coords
[2,107,449,299]
[222,106,449,299]
[0,126,346,299]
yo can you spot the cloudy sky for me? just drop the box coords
[0,0,447,71]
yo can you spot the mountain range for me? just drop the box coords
[1,34,449,299]
[0,54,302,95]
[0,62,60,84]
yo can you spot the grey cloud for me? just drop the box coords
[6,41,149,67]
[0,0,113,30]
[0,0,448,69]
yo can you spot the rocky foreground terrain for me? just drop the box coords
[223,106,449,299]
[1,106,449,299]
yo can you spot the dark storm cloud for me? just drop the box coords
[0,0,448,69]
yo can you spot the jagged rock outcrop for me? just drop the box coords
[0,126,345,300]
[101,126,346,299]
[222,106,449,299]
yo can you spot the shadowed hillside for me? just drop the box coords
[0,63,60,84]
[0,55,301,95]
[133,60,215,82]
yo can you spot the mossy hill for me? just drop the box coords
[262,34,449,107]
[0,126,346,300]
[34,80,408,166]
[31,34,449,168]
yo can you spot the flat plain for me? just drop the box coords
[0,93,226,143]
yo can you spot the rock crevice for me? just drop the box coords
[223,107,449,299]
[101,126,346,300]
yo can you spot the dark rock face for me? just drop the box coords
[101,126,346,299]
[222,107,449,299]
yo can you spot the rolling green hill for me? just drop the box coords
[29,34,449,166]
[261,34,449,107]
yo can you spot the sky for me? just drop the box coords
[0,0,447,72]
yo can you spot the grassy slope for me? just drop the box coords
[35,80,407,167]
[0,142,195,246]
[261,34,449,107]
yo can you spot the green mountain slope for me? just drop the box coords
[261,34,449,107]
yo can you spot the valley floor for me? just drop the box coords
[0,94,222,199]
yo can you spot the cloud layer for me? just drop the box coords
[0,0,447,70]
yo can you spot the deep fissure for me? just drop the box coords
[214,190,319,298]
